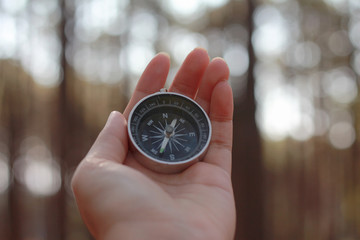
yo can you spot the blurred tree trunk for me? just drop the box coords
[8,79,23,240]
[232,0,265,239]
[56,0,68,238]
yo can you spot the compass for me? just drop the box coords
[128,89,211,173]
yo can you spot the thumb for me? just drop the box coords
[87,111,128,164]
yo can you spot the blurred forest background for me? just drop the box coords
[0,0,359,239]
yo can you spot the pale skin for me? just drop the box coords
[71,48,236,240]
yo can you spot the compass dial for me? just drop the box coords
[128,91,211,173]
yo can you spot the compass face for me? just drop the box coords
[128,92,211,164]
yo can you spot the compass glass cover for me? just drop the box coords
[129,93,211,163]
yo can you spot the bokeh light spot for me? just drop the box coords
[167,28,208,64]
[349,20,360,49]
[328,122,356,149]
[120,43,155,77]
[284,41,321,69]
[0,14,17,58]
[352,50,360,75]
[161,0,205,23]
[23,161,61,196]
[322,68,358,104]
[203,0,229,8]
[289,114,314,141]
[328,30,353,57]
[252,16,288,57]
[1,0,27,14]
[257,86,302,141]
[224,44,249,77]
[30,0,58,16]
[129,10,159,43]
[14,137,62,197]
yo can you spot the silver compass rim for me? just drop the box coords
[127,90,212,166]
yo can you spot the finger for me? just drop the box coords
[195,57,230,114]
[86,111,128,164]
[123,53,170,119]
[204,81,233,174]
[169,48,209,98]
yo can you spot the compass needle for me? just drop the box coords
[170,119,177,127]
[159,137,169,154]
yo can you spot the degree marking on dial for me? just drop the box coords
[153,125,163,133]
[177,137,187,142]
[173,133,187,137]
[149,130,160,134]
[168,140,173,153]
[173,123,180,131]
[147,119,154,126]
[148,102,157,108]
[151,137,163,145]
[176,128,185,133]
[142,135,149,142]
[151,148,158,155]
[150,135,163,139]
[172,141,180,151]
[158,121,165,130]
[172,138,184,148]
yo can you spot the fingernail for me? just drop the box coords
[211,57,226,62]
[157,52,170,59]
[193,47,208,52]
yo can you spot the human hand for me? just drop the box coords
[71,48,236,240]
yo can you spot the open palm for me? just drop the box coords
[72,48,236,240]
